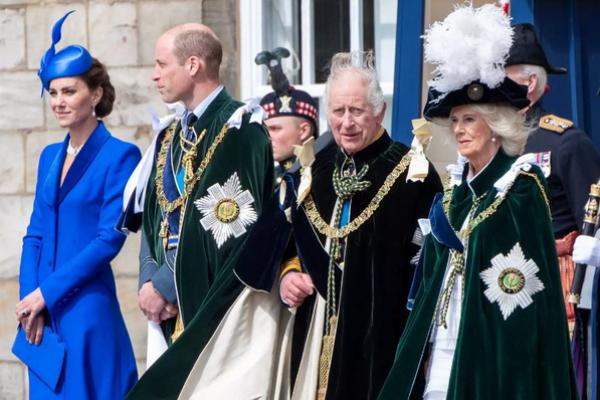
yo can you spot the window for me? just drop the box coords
[240,0,398,133]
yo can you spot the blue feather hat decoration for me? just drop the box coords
[38,10,93,94]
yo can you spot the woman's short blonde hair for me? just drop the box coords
[438,104,532,156]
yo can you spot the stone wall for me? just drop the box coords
[0,1,239,397]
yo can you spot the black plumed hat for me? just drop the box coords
[256,48,318,131]
[422,5,530,120]
[424,78,529,119]
[506,23,567,74]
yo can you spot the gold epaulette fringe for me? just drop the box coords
[539,114,573,134]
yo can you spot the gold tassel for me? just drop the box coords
[171,313,184,342]
[159,219,169,249]
[317,315,338,399]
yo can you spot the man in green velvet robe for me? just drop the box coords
[278,51,442,400]
[126,23,273,399]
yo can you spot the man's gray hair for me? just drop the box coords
[510,64,547,101]
[173,29,222,79]
[324,50,385,114]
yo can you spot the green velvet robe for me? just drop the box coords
[378,150,578,400]
[127,90,274,399]
[290,133,442,399]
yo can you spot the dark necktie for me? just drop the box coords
[185,113,198,142]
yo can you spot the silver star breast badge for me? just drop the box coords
[480,242,545,320]
[194,172,257,248]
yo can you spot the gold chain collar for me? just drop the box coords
[442,170,550,240]
[303,153,412,239]
[442,175,506,240]
[436,167,550,327]
[155,120,230,213]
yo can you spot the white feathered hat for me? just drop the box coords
[422,3,530,119]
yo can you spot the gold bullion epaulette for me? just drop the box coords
[539,114,573,134]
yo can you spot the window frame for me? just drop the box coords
[239,0,395,132]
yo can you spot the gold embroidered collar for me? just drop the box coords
[303,153,412,239]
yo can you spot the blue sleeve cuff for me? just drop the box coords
[139,261,159,289]
[151,265,177,305]
[139,233,159,288]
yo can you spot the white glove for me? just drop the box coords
[572,235,600,267]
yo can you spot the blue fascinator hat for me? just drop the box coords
[38,11,93,94]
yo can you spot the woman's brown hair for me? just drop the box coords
[80,58,115,118]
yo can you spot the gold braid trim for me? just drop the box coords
[435,166,550,326]
[302,153,412,239]
[155,121,230,213]
[442,182,507,240]
[442,169,550,239]
[171,313,184,342]
[317,316,338,400]
[442,174,454,216]
[280,256,302,278]
[518,170,551,212]
[158,121,231,342]
[463,199,499,238]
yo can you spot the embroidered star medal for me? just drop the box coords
[480,242,544,320]
[194,172,257,248]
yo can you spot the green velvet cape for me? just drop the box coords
[127,90,274,399]
[378,150,578,400]
[291,134,442,399]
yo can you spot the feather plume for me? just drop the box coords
[500,0,510,15]
[41,11,75,70]
[423,4,513,94]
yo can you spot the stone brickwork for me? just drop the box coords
[0,1,239,397]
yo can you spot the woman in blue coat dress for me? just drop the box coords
[14,11,140,399]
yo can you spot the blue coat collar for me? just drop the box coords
[43,121,111,206]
